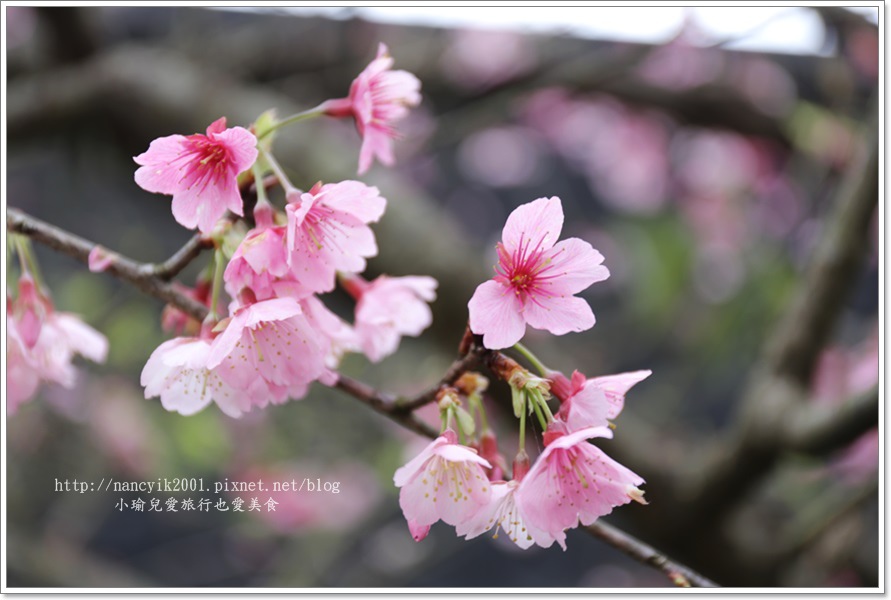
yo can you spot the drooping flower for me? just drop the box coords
[7,275,108,414]
[141,335,250,418]
[7,314,40,413]
[134,117,258,234]
[285,180,386,294]
[323,43,422,174]
[552,369,652,432]
[206,297,327,408]
[468,196,610,349]
[393,429,492,536]
[518,424,645,545]
[457,480,562,549]
[344,274,437,362]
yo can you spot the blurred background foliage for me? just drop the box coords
[6,6,879,588]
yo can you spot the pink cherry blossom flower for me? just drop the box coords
[224,225,293,301]
[457,480,562,550]
[134,117,258,234]
[141,335,250,418]
[323,43,422,174]
[468,196,610,349]
[393,429,492,536]
[518,424,645,545]
[552,369,652,432]
[343,274,437,362]
[7,275,108,415]
[285,180,386,294]
[206,297,327,408]
[7,314,40,413]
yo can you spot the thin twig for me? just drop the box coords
[141,233,210,280]
[7,207,209,321]
[394,346,489,412]
[585,521,719,588]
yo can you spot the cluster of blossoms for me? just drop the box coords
[394,197,651,550]
[7,41,651,551]
[135,44,432,418]
[7,270,108,414]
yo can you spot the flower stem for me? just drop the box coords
[539,396,555,422]
[531,399,549,431]
[518,396,526,454]
[470,393,490,432]
[14,235,46,291]
[252,163,270,207]
[257,105,326,141]
[514,342,549,376]
[260,147,299,196]
[209,248,225,319]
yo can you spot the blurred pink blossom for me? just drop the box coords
[345,274,438,363]
[323,43,421,174]
[237,463,381,533]
[441,28,536,90]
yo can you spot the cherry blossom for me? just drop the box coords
[393,429,492,535]
[134,117,258,234]
[457,480,562,550]
[323,43,422,174]
[7,275,108,414]
[285,181,386,294]
[344,274,437,362]
[141,335,249,418]
[552,369,652,432]
[518,424,646,545]
[206,297,327,408]
[224,225,293,301]
[7,314,40,413]
[468,196,610,349]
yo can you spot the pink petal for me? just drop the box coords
[522,294,595,336]
[358,127,395,175]
[468,280,527,350]
[563,384,611,432]
[407,519,432,542]
[133,134,188,194]
[501,196,563,254]
[588,370,652,420]
[53,313,108,363]
[88,246,115,273]
[538,238,610,296]
[393,436,449,487]
[319,181,386,223]
[212,126,259,172]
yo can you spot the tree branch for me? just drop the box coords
[8,207,210,321]
[141,233,210,281]
[394,345,489,412]
[673,115,878,541]
[784,386,878,455]
[584,522,719,587]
